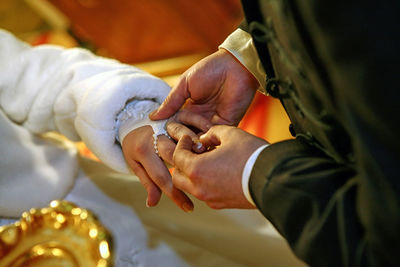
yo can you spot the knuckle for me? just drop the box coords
[187,165,201,181]
[134,143,149,155]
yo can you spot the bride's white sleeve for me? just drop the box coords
[0,29,170,173]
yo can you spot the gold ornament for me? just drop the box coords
[0,200,113,267]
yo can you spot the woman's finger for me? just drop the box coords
[140,142,194,212]
[126,158,162,207]
[157,135,176,166]
[122,125,193,211]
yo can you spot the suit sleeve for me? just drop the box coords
[248,1,400,266]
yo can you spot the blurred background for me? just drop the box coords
[0,0,292,152]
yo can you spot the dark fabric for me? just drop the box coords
[242,0,400,266]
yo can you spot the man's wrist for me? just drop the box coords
[219,28,267,93]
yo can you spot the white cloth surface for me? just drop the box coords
[0,110,79,217]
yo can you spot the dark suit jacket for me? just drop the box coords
[241,1,400,266]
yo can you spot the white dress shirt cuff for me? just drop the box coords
[242,144,269,206]
[219,28,267,93]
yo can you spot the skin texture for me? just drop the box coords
[149,49,266,209]
[122,110,210,212]
[171,126,268,209]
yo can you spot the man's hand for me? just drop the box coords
[122,125,193,211]
[150,49,260,126]
[171,125,268,209]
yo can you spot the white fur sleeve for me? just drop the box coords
[0,29,170,173]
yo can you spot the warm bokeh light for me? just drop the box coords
[99,240,110,259]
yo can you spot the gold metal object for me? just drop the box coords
[0,200,113,267]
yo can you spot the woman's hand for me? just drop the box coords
[122,110,210,212]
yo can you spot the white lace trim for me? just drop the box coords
[116,99,169,144]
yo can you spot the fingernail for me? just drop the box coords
[182,202,193,212]
[146,198,151,208]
